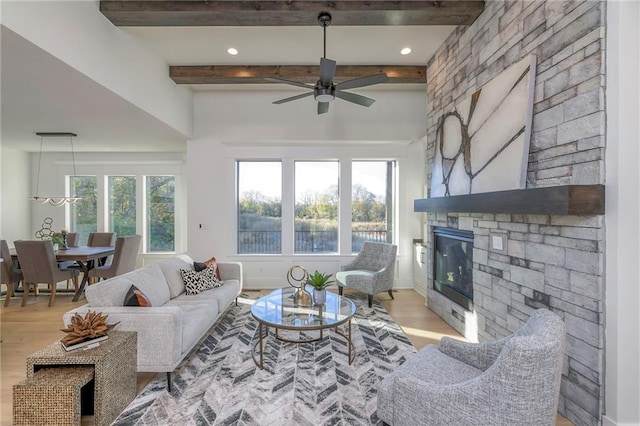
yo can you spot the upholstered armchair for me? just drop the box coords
[377,308,566,426]
[336,241,397,307]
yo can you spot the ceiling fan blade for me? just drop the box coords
[273,92,314,104]
[318,102,330,114]
[267,77,315,90]
[319,58,337,86]
[335,73,389,91]
[335,90,376,107]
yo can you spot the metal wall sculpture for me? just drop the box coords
[430,55,537,196]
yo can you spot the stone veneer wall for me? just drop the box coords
[422,1,605,425]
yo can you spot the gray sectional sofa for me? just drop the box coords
[63,253,242,389]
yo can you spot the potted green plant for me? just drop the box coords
[50,235,64,251]
[306,271,334,306]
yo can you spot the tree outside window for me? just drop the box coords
[146,176,175,252]
[69,176,97,245]
[295,161,339,253]
[108,176,136,237]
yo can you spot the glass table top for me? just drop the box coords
[251,286,356,330]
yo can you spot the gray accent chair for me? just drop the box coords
[14,240,79,307]
[88,235,141,282]
[336,241,397,307]
[377,308,566,426]
[1,239,23,307]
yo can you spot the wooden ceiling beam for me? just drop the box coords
[100,1,484,27]
[169,65,426,84]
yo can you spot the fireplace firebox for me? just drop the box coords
[433,227,474,311]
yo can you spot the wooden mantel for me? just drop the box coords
[414,185,605,216]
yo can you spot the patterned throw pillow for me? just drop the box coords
[123,284,152,307]
[180,267,223,295]
[194,256,222,281]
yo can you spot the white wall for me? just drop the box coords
[605,1,640,425]
[0,146,31,245]
[0,0,192,138]
[188,88,427,289]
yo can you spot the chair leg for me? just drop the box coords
[4,282,14,307]
[34,284,40,297]
[48,282,56,307]
[388,290,394,300]
[368,294,373,308]
[21,283,30,307]
[338,286,343,296]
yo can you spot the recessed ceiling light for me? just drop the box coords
[227,47,239,56]
[400,47,412,55]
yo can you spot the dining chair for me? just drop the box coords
[66,233,79,247]
[87,232,116,266]
[88,235,141,283]
[1,239,23,307]
[14,240,79,307]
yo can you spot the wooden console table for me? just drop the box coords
[24,331,137,426]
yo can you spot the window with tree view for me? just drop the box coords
[108,176,136,237]
[146,176,175,252]
[351,161,394,252]
[295,161,339,253]
[69,176,97,245]
[237,161,282,254]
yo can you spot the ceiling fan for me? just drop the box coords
[270,12,389,115]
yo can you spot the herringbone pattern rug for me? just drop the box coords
[112,293,416,425]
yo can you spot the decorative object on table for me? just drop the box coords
[60,228,69,249]
[29,132,83,207]
[286,265,312,307]
[430,55,537,196]
[60,311,119,351]
[111,294,415,425]
[306,270,334,306]
[50,235,64,251]
[34,217,55,240]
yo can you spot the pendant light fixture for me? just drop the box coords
[30,132,83,207]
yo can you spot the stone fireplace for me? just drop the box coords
[419,1,607,425]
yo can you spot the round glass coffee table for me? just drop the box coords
[250,286,357,370]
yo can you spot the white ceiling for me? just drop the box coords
[1,21,455,153]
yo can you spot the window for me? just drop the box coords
[146,176,175,252]
[295,161,339,253]
[351,161,394,252]
[237,161,282,253]
[235,159,395,255]
[69,176,97,245]
[108,176,136,237]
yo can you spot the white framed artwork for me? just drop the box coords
[430,55,537,196]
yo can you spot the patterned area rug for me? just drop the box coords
[113,293,416,425]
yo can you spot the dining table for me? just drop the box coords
[11,245,115,302]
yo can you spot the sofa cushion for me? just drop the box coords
[180,267,222,295]
[164,297,219,354]
[158,253,194,298]
[377,344,482,423]
[129,263,171,307]
[86,275,134,307]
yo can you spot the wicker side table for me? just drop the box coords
[14,366,94,426]
[25,331,137,426]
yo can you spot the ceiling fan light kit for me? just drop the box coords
[271,11,388,115]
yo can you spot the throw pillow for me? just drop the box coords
[180,267,223,295]
[123,285,152,307]
[194,256,222,281]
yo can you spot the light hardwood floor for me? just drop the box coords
[0,287,572,425]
